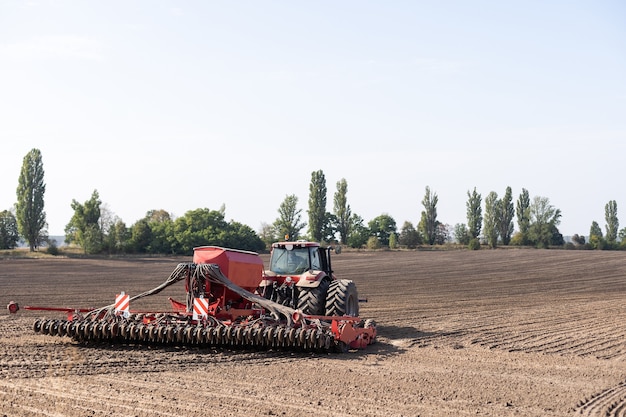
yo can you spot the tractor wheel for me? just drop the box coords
[296,279,330,316]
[325,279,359,317]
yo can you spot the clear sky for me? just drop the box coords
[1,1,625,237]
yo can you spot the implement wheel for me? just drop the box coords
[325,279,359,317]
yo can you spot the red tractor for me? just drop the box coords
[259,241,360,318]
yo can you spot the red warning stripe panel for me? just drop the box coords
[115,293,130,312]
[193,297,209,319]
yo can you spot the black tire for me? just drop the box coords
[325,279,359,317]
[297,279,330,316]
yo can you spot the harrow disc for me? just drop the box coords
[31,317,341,352]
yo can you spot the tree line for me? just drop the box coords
[2,149,625,253]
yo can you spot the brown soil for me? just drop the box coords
[2,249,626,416]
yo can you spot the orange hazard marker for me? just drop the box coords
[115,292,130,317]
[193,297,209,320]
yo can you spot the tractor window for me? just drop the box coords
[270,247,310,275]
[310,248,321,270]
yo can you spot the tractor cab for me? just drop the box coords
[259,241,341,313]
[269,243,321,275]
[268,241,338,278]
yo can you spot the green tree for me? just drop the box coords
[435,223,450,245]
[589,221,605,249]
[368,214,397,247]
[308,170,327,242]
[129,218,152,253]
[321,212,337,243]
[528,196,562,248]
[222,221,265,252]
[171,208,228,254]
[274,194,306,241]
[466,187,482,240]
[16,148,47,251]
[105,219,130,254]
[65,190,102,254]
[0,210,19,249]
[140,206,252,254]
[619,228,626,249]
[399,221,421,248]
[420,186,438,245]
[347,214,369,248]
[605,200,619,245]
[483,191,499,248]
[333,178,352,244]
[258,222,277,249]
[454,223,470,245]
[571,234,586,246]
[498,186,515,245]
[550,225,565,246]
[147,209,172,223]
[515,188,531,245]
[144,209,174,253]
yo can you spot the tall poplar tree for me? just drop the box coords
[420,186,438,245]
[333,178,351,244]
[16,148,47,251]
[515,188,531,245]
[308,170,327,242]
[605,200,619,245]
[498,186,515,245]
[483,191,499,248]
[466,187,482,239]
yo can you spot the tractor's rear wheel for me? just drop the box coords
[296,279,330,316]
[325,279,359,317]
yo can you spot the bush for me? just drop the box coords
[366,236,381,250]
[589,235,607,250]
[388,232,397,249]
[510,232,530,246]
[468,238,481,250]
[46,240,59,256]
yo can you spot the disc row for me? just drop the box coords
[33,318,340,352]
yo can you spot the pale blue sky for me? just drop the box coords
[1,1,625,237]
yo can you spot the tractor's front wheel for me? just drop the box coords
[297,279,330,316]
[325,279,359,317]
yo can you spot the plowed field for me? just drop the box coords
[2,249,626,416]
